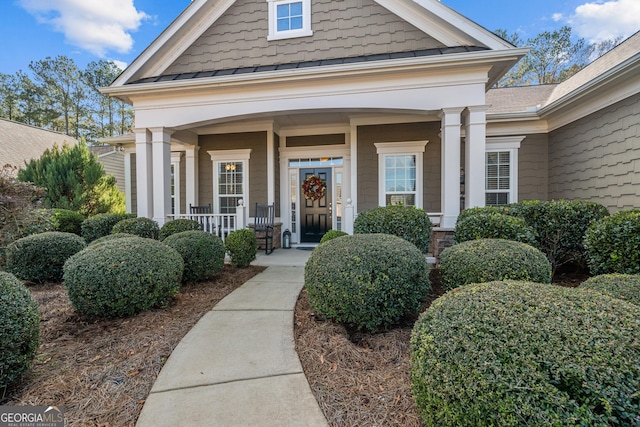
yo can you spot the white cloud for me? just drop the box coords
[111,60,128,71]
[552,13,564,22]
[19,0,149,57]
[568,0,640,42]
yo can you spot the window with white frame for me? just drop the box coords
[375,141,428,208]
[170,152,182,215]
[208,149,251,215]
[267,0,312,40]
[485,137,523,206]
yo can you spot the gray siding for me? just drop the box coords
[357,122,441,212]
[166,0,444,74]
[98,151,126,194]
[519,134,548,201]
[198,132,268,216]
[548,93,640,212]
[286,134,345,147]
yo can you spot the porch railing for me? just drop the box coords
[168,201,246,242]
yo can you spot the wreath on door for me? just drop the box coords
[302,175,326,201]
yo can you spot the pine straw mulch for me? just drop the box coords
[294,268,589,427]
[1,265,265,427]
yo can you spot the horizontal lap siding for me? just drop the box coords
[166,0,444,74]
[357,122,441,212]
[548,93,640,212]
[198,132,268,216]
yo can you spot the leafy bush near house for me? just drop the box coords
[224,229,257,268]
[112,217,160,240]
[579,274,640,306]
[159,219,202,241]
[88,233,137,247]
[51,208,85,235]
[163,231,225,282]
[0,272,40,389]
[456,206,512,224]
[354,205,432,253]
[508,200,609,273]
[439,239,551,291]
[81,213,135,243]
[584,209,640,275]
[305,234,430,333]
[5,232,86,283]
[319,229,348,244]
[410,281,640,426]
[63,237,183,317]
[454,211,536,245]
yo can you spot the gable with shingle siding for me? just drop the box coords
[165,0,446,75]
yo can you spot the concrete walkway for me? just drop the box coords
[136,248,328,427]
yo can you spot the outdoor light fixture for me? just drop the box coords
[116,143,125,152]
[225,163,236,171]
[282,229,291,249]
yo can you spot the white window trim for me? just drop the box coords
[485,136,523,205]
[170,152,183,215]
[208,149,252,214]
[267,0,312,41]
[375,141,428,208]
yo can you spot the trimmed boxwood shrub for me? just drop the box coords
[411,281,640,426]
[584,209,640,275]
[163,230,225,282]
[579,274,640,306]
[159,219,202,241]
[112,217,160,240]
[225,229,257,268]
[88,232,137,247]
[0,272,40,389]
[456,206,512,224]
[354,205,431,253]
[81,213,135,243]
[319,229,348,244]
[305,234,430,333]
[454,212,536,245]
[51,208,85,235]
[5,231,87,283]
[439,239,551,291]
[63,237,183,317]
[508,200,609,272]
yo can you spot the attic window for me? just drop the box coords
[267,0,312,41]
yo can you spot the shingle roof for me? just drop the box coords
[126,47,490,85]
[0,118,78,170]
[486,85,556,115]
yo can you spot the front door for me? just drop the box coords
[300,168,331,243]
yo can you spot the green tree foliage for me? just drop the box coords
[17,143,124,215]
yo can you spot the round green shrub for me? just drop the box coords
[88,232,137,247]
[159,219,202,241]
[456,206,513,224]
[63,237,183,317]
[411,281,640,426]
[0,272,40,389]
[305,234,430,333]
[454,212,536,245]
[509,200,609,272]
[163,230,225,282]
[584,209,640,275]
[579,274,640,306]
[439,239,551,291]
[51,209,85,235]
[319,229,348,244]
[81,213,135,243]
[112,217,160,240]
[225,229,257,268]
[353,205,431,253]
[5,231,87,283]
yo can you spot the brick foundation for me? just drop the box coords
[248,222,282,250]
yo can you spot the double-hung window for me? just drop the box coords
[375,141,428,208]
[485,137,523,206]
[267,0,312,40]
[208,149,251,215]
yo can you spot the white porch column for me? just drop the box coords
[134,128,153,218]
[464,106,489,209]
[440,108,464,228]
[123,150,133,213]
[185,146,199,208]
[349,122,358,213]
[151,127,173,226]
[267,129,275,206]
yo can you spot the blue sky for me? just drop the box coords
[1,0,638,75]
